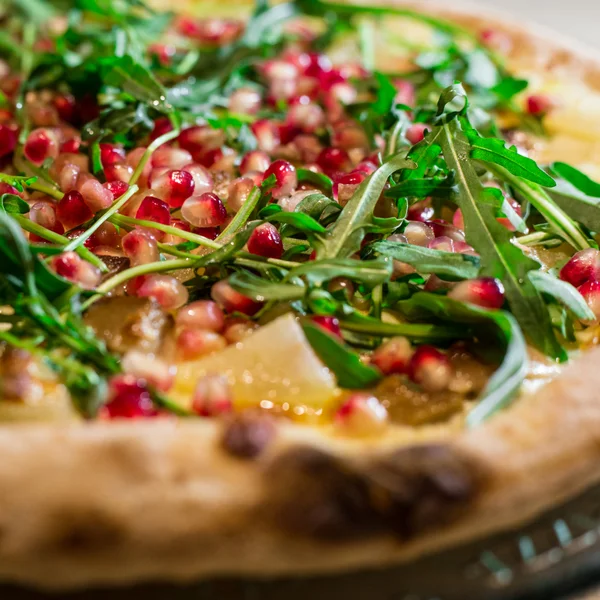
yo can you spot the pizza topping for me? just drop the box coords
[102,374,158,419]
[192,374,233,417]
[334,393,389,437]
[1,0,599,427]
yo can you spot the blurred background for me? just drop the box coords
[474,0,600,47]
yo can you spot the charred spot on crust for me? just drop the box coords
[266,444,481,540]
[222,413,276,460]
[44,508,125,554]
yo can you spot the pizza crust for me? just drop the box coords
[2,1,600,590]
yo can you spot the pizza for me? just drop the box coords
[2,0,600,591]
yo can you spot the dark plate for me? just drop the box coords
[5,482,600,600]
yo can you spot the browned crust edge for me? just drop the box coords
[2,1,600,590]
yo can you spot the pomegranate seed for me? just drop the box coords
[150,116,174,141]
[394,79,416,107]
[53,94,76,123]
[333,171,365,205]
[449,277,505,310]
[24,128,59,165]
[228,177,255,213]
[578,280,600,323]
[424,275,456,293]
[403,221,435,247]
[251,119,280,152]
[182,163,214,195]
[428,236,455,253]
[58,163,81,192]
[49,251,101,289]
[176,300,225,332]
[136,274,189,310]
[181,192,227,228]
[427,219,466,243]
[86,221,121,249]
[407,200,435,222]
[278,189,313,212]
[0,182,19,196]
[0,124,17,157]
[247,223,283,259]
[287,101,325,133]
[29,202,64,240]
[406,123,429,145]
[178,125,224,157]
[104,163,134,183]
[372,337,413,375]
[195,146,229,169]
[104,180,129,199]
[178,17,242,46]
[122,229,159,266]
[311,315,342,338]
[333,127,370,156]
[240,150,271,175]
[152,146,192,169]
[454,241,478,256]
[126,147,152,187]
[122,350,175,392]
[56,190,93,230]
[80,178,113,212]
[177,328,227,360]
[192,375,233,417]
[560,249,600,287]
[408,346,452,392]
[263,159,297,200]
[211,280,262,316]
[228,87,262,115]
[136,196,171,240]
[195,227,220,240]
[151,169,195,208]
[526,94,554,116]
[51,152,89,177]
[60,137,81,154]
[223,317,258,343]
[480,29,512,54]
[334,393,389,436]
[99,143,125,167]
[317,147,351,176]
[103,375,156,419]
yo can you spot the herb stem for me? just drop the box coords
[110,214,221,249]
[27,180,64,200]
[129,128,181,186]
[64,185,139,253]
[82,258,192,310]
[12,214,107,272]
[339,318,466,342]
[490,164,591,252]
[216,186,261,241]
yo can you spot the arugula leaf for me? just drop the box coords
[397,292,528,426]
[302,322,382,389]
[194,222,260,268]
[296,169,334,195]
[101,55,172,114]
[294,193,341,222]
[1,194,30,215]
[228,271,306,302]
[372,240,480,280]
[315,155,415,259]
[436,116,565,360]
[265,211,327,234]
[552,162,600,197]
[386,174,456,199]
[0,173,37,193]
[547,178,600,232]
[287,257,393,287]
[529,271,595,321]
[490,164,593,251]
[460,117,556,187]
